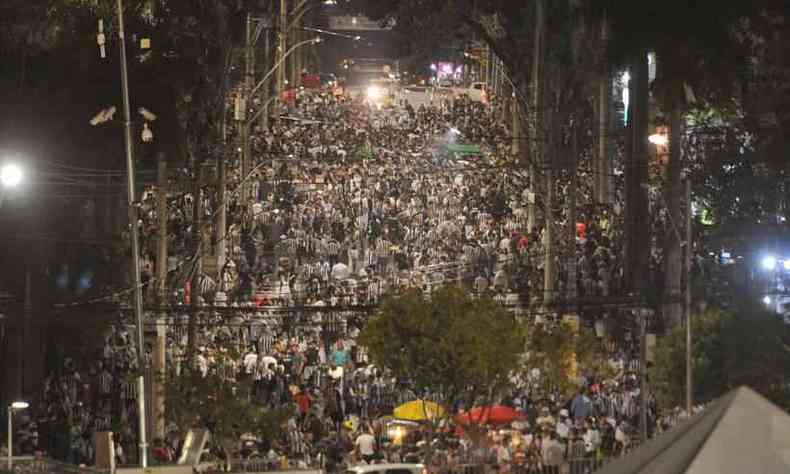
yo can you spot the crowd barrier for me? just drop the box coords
[0,457,109,474]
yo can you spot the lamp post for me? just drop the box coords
[114,0,148,467]
[7,401,29,471]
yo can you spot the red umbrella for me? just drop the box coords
[456,404,526,426]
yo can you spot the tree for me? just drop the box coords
[590,0,790,324]
[526,321,614,399]
[359,286,527,411]
[164,342,288,464]
[650,301,790,413]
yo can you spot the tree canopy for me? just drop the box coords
[359,286,526,410]
[650,300,790,413]
[164,342,288,459]
[526,320,614,399]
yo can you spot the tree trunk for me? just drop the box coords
[663,95,684,327]
[624,49,650,295]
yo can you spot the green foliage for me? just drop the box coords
[359,285,527,409]
[526,322,614,399]
[163,344,288,457]
[650,302,790,413]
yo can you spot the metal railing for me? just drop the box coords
[0,458,109,474]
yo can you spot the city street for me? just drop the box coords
[2,1,790,474]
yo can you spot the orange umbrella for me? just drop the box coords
[456,405,525,426]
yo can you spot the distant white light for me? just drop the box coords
[0,163,23,188]
[621,72,630,125]
[430,64,437,71]
[648,134,668,146]
[762,255,777,271]
[11,401,29,410]
[784,260,790,271]
[367,85,383,100]
[621,71,631,85]
[763,295,772,305]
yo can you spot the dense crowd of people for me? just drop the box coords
[131,84,628,310]
[6,86,691,472]
[14,305,697,472]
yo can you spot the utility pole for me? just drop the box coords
[262,19,272,130]
[291,24,301,87]
[277,0,287,113]
[115,0,148,467]
[188,165,202,359]
[239,13,255,212]
[528,0,544,235]
[597,13,611,205]
[685,177,693,415]
[566,124,578,304]
[153,153,168,439]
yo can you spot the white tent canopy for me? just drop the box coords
[598,386,790,474]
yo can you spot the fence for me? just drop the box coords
[0,458,109,474]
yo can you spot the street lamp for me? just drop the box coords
[648,133,668,146]
[761,255,777,271]
[0,163,24,208]
[0,164,23,188]
[7,401,29,471]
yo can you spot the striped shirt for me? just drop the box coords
[120,379,136,400]
[259,332,276,355]
[98,371,113,395]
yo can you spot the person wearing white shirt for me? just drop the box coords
[243,349,258,376]
[582,420,601,470]
[555,410,571,442]
[355,431,377,463]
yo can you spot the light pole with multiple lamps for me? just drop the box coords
[6,401,29,471]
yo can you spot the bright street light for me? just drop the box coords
[7,401,29,470]
[762,255,777,271]
[648,133,668,146]
[0,163,23,188]
[367,85,383,101]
